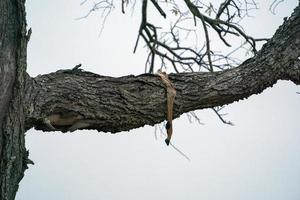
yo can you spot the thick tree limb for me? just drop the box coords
[25,5,300,133]
[0,1,297,200]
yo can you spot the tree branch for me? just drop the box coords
[150,0,166,18]
[183,0,258,52]
[24,4,300,134]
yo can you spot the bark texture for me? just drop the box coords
[25,5,300,133]
[0,1,30,200]
[0,1,300,200]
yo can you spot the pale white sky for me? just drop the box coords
[17,1,300,200]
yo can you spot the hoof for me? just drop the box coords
[165,139,170,146]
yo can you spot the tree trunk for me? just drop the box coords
[0,1,30,199]
[0,1,300,200]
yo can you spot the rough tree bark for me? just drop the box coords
[0,1,300,200]
[0,0,30,200]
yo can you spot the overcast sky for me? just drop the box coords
[16,1,300,200]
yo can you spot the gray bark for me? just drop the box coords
[25,6,300,133]
[0,1,300,200]
[0,0,30,200]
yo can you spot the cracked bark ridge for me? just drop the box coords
[0,0,30,200]
[25,5,300,134]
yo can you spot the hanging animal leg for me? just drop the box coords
[157,70,176,145]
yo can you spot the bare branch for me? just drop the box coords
[212,107,234,126]
[269,0,285,14]
[150,0,166,18]
[183,0,258,53]
[199,15,213,71]
[76,0,115,35]
[186,111,204,125]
